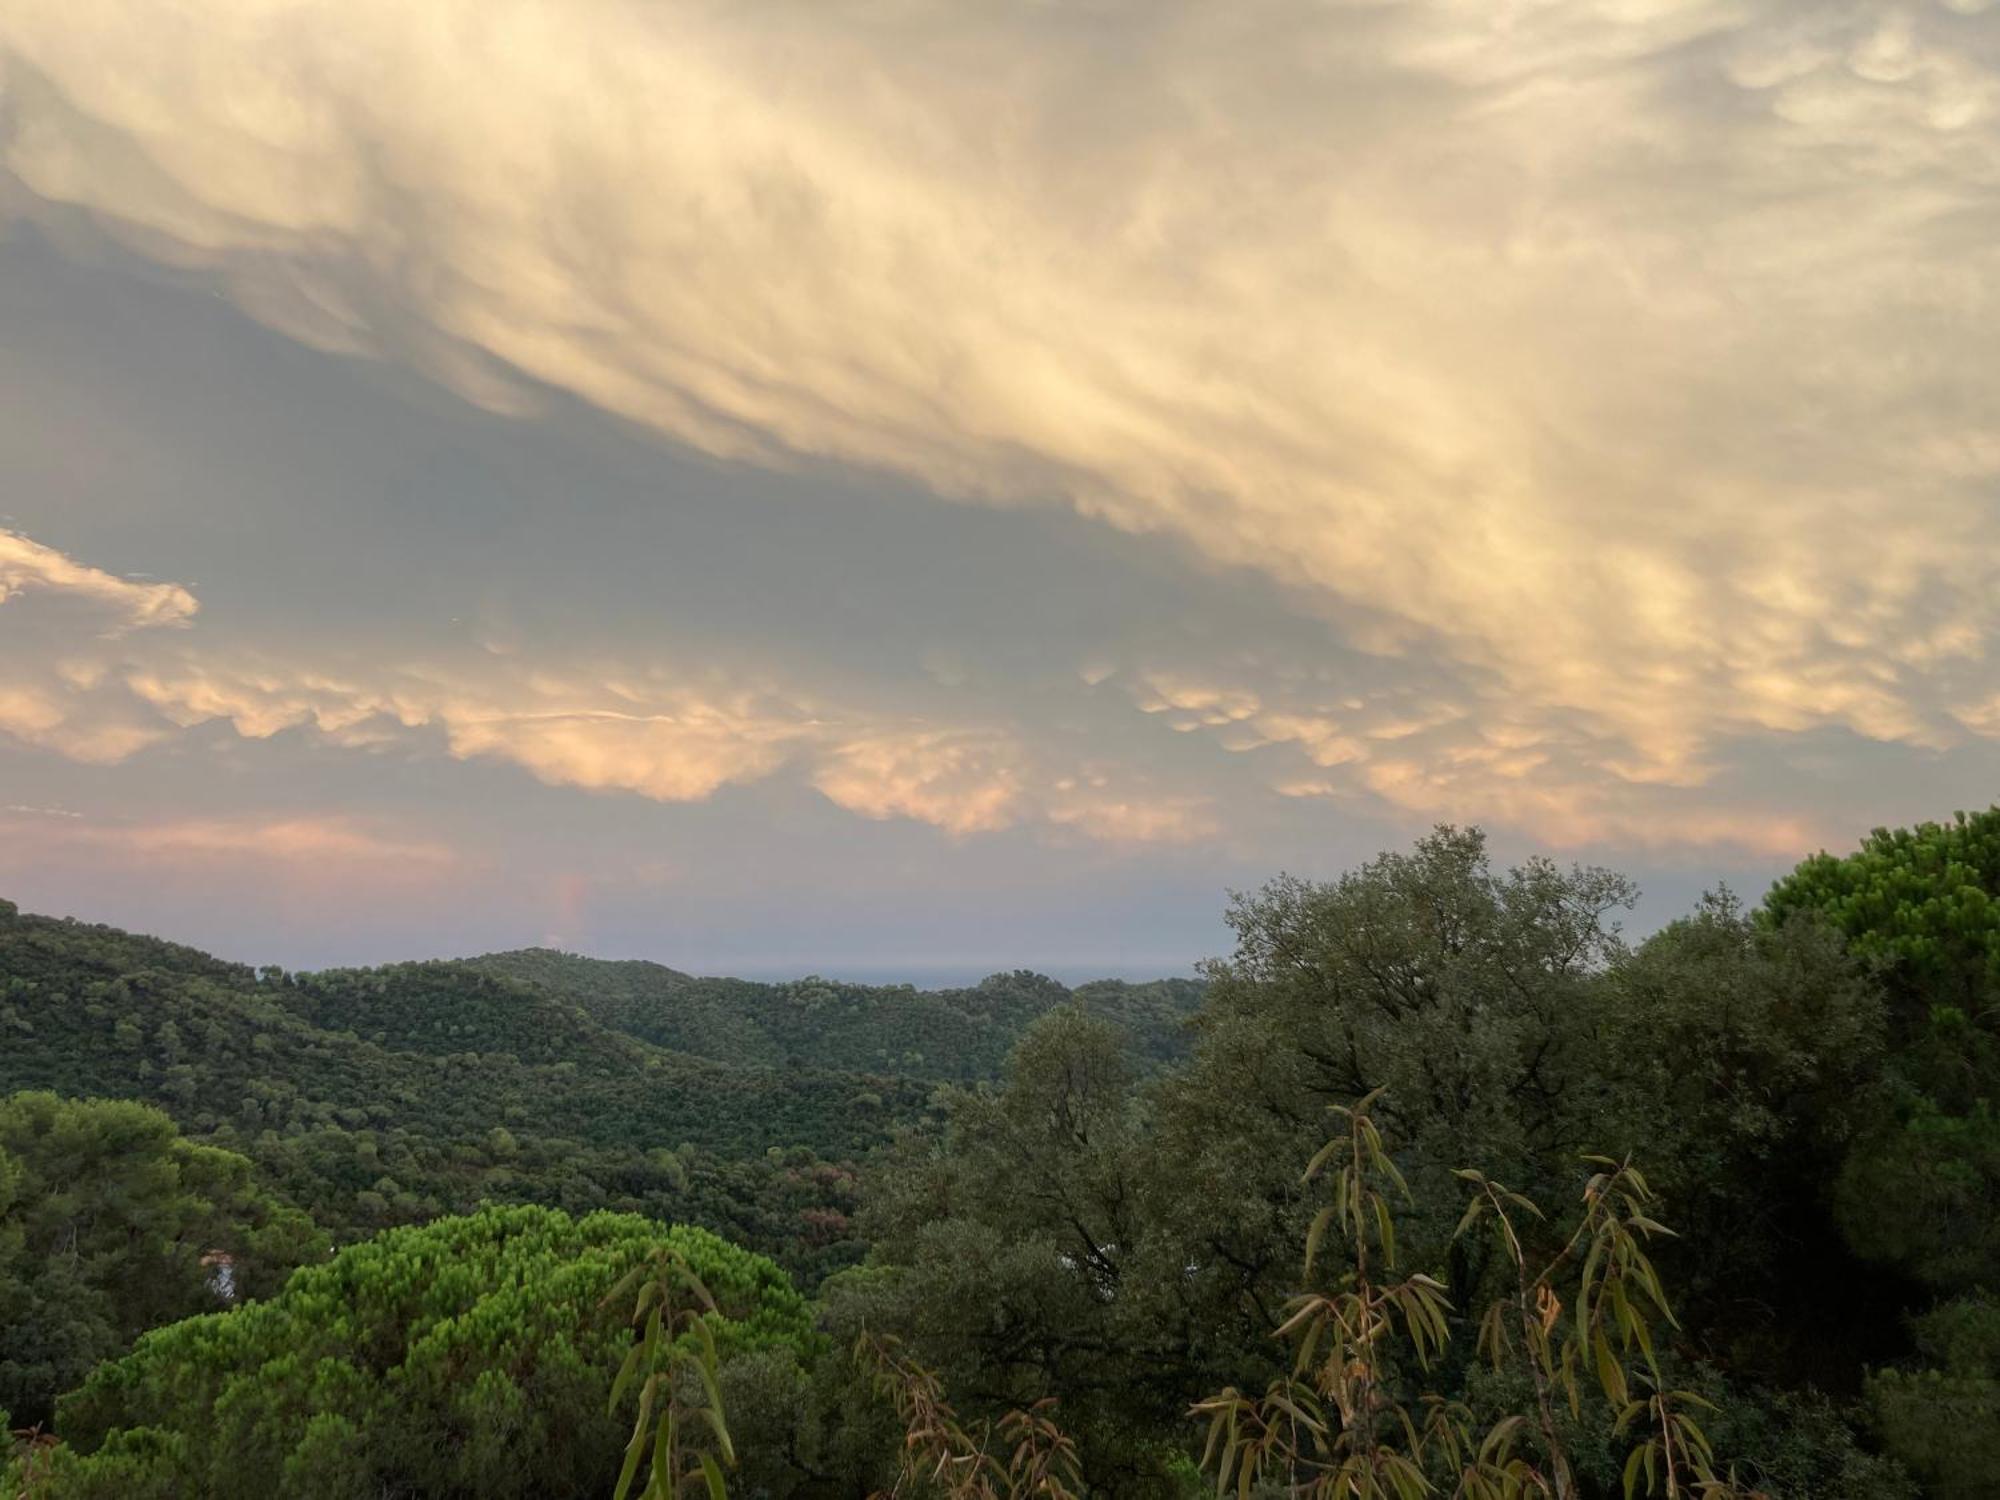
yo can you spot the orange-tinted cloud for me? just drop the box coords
[0,807,457,880]
[6,0,1998,806]
[6,2,2000,866]
[0,528,197,631]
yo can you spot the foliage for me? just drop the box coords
[1193,1090,1455,1500]
[1765,810,2000,1288]
[0,902,1191,1290]
[852,831,1909,1497]
[30,1206,811,1499]
[468,951,1204,1081]
[0,902,927,1281]
[604,1245,737,1500]
[9,809,1991,1496]
[1762,811,2000,1497]
[1588,896,1893,1380]
[1764,808,2000,1010]
[850,1006,1199,1489]
[0,1092,322,1429]
[855,1332,1083,1500]
[1864,1292,2000,1500]
[1195,1093,1762,1500]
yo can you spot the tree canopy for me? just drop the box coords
[0,1092,322,1431]
[10,812,2000,1495]
[35,1206,812,1500]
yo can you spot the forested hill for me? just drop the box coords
[11,813,2000,1497]
[0,896,1199,1280]
[0,906,913,1160]
[466,947,1205,1078]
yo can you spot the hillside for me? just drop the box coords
[467,948,1205,1078]
[0,906,922,1157]
[0,897,1197,1282]
[9,810,1998,1498]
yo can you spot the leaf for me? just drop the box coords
[1623,1444,1647,1500]
[609,1343,643,1417]
[1676,1412,1715,1470]
[1594,1330,1628,1408]
[699,1452,730,1500]
[1453,1196,1487,1241]
[604,1262,647,1314]
[1305,1205,1336,1277]
[1305,1138,1345,1183]
[1373,1196,1397,1267]
[641,1305,662,1374]
[700,1403,735,1465]
[651,1406,674,1497]
[613,1399,650,1500]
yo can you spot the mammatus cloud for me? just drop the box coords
[1114,664,1829,855]
[0,531,1213,844]
[5,2,2000,852]
[0,526,1867,857]
[121,654,1217,845]
[0,529,197,760]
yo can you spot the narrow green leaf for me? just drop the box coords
[1622,1444,1646,1500]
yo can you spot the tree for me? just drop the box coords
[854,1332,1082,1500]
[1593,894,1894,1380]
[1864,1294,2000,1500]
[1764,810,2000,1288]
[1195,1093,1764,1500]
[1159,830,1635,1291]
[33,1206,814,1499]
[0,1092,322,1429]
[851,1006,1192,1489]
[850,832,1903,1496]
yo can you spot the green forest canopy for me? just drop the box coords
[4,810,2000,1496]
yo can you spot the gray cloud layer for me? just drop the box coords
[4,0,2000,864]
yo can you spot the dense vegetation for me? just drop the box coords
[0,1094,322,1431]
[466,951,1203,1079]
[0,903,1195,1303]
[35,1207,813,1498]
[6,809,2000,1495]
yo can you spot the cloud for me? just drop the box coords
[0,545,1217,846]
[0,528,197,631]
[114,814,457,867]
[1108,656,1828,857]
[1046,786,1221,847]
[442,707,799,803]
[124,652,1223,843]
[4,1,2000,856]
[0,807,458,875]
[811,731,1023,836]
[0,532,195,760]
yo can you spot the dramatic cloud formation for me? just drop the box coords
[0,530,197,762]
[7,0,1999,811]
[0,533,1216,845]
[2,0,1998,964]
[0,528,195,629]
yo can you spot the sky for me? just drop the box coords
[2,0,1998,980]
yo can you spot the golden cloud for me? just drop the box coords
[5,1,2000,852]
[0,528,197,631]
